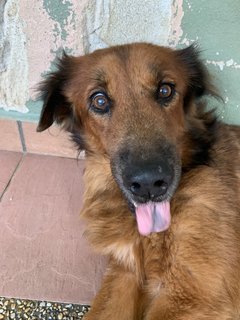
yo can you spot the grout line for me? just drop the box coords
[17,121,27,153]
[0,153,26,203]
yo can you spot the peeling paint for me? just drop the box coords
[169,0,184,46]
[0,0,28,112]
[206,59,240,71]
[226,59,240,69]
[206,60,225,71]
[179,36,200,47]
[19,0,88,101]
[20,0,57,99]
[186,1,192,9]
[224,97,229,104]
[42,0,74,41]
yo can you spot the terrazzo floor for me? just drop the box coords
[0,297,89,319]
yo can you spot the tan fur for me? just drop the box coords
[38,43,240,319]
[82,127,240,320]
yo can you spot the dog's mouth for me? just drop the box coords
[110,145,181,236]
[133,201,171,236]
[111,150,181,236]
[112,163,180,236]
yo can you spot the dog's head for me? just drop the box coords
[38,43,217,236]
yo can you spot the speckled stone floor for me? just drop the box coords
[0,297,90,319]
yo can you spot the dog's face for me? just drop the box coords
[38,43,213,235]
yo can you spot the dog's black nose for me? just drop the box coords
[124,162,173,201]
[130,174,168,199]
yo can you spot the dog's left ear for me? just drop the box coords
[37,53,78,132]
[176,44,216,99]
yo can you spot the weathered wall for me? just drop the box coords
[0,0,28,113]
[178,0,240,124]
[0,0,239,124]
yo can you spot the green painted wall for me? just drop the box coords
[180,0,240,124]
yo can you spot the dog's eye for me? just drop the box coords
[90,92,110,114]
[158,83,175,102]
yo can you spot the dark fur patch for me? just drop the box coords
[71,130,86,151]
[177,44,208,97]
[37,53,76,132]
[184,107,218,170]
[176,44,220,112]
[114,45,131,63]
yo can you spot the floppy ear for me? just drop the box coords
[176,44,217,99]
[37,53,77,132]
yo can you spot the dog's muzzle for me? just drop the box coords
[111,148,181,236]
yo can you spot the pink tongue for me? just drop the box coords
[135,201,171,236]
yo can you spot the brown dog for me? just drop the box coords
[38,43,240,319]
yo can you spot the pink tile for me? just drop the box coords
[0,151,23,197]
[0,154,106,304]
[22,122,81,159]
[0,120,22,152]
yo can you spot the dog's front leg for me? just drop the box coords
[84,266,143,320]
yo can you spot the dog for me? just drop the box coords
[37,43,240,319]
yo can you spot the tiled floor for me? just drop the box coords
[0,151,22,197]
[0,119,81,158]
[0,150,106,305]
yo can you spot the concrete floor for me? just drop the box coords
[0,150,106,305]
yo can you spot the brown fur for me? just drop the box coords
[38,43,240,319]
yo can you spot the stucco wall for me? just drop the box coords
[0,0,239,124]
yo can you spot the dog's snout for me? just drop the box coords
[130,172,169,199]
[123,162,173,202]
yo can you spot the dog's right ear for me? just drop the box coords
[37,53,76,132]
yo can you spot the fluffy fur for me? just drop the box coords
[38,43,240,319]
